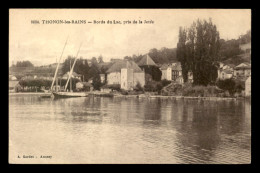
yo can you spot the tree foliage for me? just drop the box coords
[62,56,90,81]
[98,55,104,63]
[19,78,80,91]
[92,74,102,90]
[216,79,236,96]
[140,65,162,81]
[177,19,220,85]
[148,47,177,64]
[219,39,243,61]
[14,61,34,67]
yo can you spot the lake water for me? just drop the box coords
[9,94,251,164]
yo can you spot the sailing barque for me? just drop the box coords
[52,42,89,99]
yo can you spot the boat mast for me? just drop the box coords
[64,42,83,91]
[50,36,69,92]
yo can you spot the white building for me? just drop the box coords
[62,71,82,80]
[160,62,184,84]
[100,74,105,83]
[160,65,172,81]
[218,63,235,80]
[106,60,145,90]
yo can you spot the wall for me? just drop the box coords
[134,72,145,87]
[167,68,172,80]
[161,69,167,80]
[121,68,134,90]
[107,72,121,85]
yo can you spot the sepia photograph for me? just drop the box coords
[9,9,251,164]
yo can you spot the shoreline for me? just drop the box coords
[115,94,247,100]
[9,92,249,100]
[9,92,50,95]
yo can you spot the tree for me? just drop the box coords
[62,56,90,82]
[87,63,100,80]
[135,82,144,91]
[124,56,133,61]
[91,57,98,66]
[177,19,220,85]
[15,60,34,67]
[92,74,102,90]
[217,79,236,96]
[140,65,162,81]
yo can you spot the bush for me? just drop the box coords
[144,81,158,92]
[120,89,128,95]
[217,79,236,96]
[106,84,121,91]
[161,79,171,87]
[134,82,144,92]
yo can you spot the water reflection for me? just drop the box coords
[9,95,251,164]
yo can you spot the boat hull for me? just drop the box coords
[52,92,88,99]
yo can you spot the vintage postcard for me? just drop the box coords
[9,9,251,164]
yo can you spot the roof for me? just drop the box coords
[172,63,182,71]
[225,64,236,68]
[137,54,157,66]
[160,64,170,70]
[222,70,233,74]
[234,66,251,70]
[106,60,143,73]
[160,63,182,71]
[234,62,251,70]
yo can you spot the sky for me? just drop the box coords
[9,9,251,66]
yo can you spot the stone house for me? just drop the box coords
[106,60,145,90]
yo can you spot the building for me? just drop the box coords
[76,82,93,91]
[62,71,82,80]
[160,62,183,84]
[9,75,17,81]
[137,54,160,82]
[137,54,158,67]
[239,42,251,54]
[172,63,182,81]
[233,62,251,79]
[160,64,172,81]
[100,74,105,83]
[106,60,145,90]
[245,76,251,97]
[217,63,236,80]
[187,71,193,83]
[9,80,21,92]
[219,70,233,80]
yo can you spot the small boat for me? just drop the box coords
[52,91,89,98]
